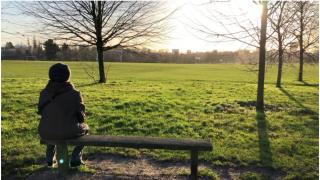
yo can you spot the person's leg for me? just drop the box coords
[70,145,84,166]
[46,144,56,166]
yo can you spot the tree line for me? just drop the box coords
[2,39,318,65]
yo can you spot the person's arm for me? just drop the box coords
[37,91,45,115]
[77,92,86,123]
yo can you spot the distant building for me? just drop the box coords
[158,49,169,53]
[195,56,201,63]
[187,50,191,54]
[172,49,179,56]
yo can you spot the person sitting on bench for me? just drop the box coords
[37,63,89,167]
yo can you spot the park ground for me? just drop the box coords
[1,61,319,179]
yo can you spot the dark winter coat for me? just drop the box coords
[38,81,88,140]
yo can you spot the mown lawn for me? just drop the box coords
[1,60,318,179]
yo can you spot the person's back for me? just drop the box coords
[38,81,85,140]
[38,63,88,167]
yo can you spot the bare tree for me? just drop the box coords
[268,1,297,88]
[21,1,173,83]
[188,2,261,49]
[292,1,319,82]
[188,1,268,111]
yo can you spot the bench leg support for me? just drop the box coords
[56,144,69,176]
[190,150,198,180]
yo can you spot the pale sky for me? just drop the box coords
[1,0,262,52]
[165,0,262,52]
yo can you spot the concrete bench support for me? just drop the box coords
[56,143,69,175]
[191,150,198,180]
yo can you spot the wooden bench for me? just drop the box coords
[41,135,213,180]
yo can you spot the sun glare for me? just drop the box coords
[165,0,263,52]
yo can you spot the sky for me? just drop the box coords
[165,0,262,52]
[1,0,262,52]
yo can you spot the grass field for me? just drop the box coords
[1,60,319,179]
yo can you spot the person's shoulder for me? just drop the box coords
[70,88,81,97]
[75,90,82,96]
[70,89,83,102]
[39,88,48,96]
[67,83,80,94]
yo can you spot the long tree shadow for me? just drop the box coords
[256,111,273,167]
[292,80,319,88]
[76,82,99,88]
[279,87,305,108]
[301,80,318,88]
[279,87,317,115]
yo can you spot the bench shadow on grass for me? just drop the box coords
[256,111,273,167]
[27,165,96,180]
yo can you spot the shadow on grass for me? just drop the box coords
[301,80,318,87]
[279,87,318,115]
[2,156,46,179]
[76,82,99,88]
[279,87,305,108]
[293,80,319,88]
[25,165,96,180]
[256,111,273,167]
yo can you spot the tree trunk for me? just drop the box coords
[95,1,106,83]
[276,48,283,88]
[298,45,303,81]
[97,44,106,83]
[276,32,283,88]
[298,32,304,81]
[298,2,304,82]
[256,1,268,111]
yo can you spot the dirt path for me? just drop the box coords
[27,153,285,180]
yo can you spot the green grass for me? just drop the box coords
[239,172,270,180]
[1,60,319,179]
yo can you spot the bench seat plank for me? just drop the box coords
[41,135,213,151]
